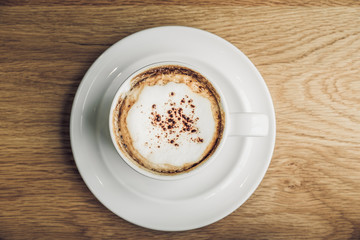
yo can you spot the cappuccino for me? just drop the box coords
[112,65,225,175]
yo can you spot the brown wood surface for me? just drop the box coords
[1,1,360,239]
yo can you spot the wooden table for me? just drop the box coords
[1,1,359,239]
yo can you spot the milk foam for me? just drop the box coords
[126,82,216,167]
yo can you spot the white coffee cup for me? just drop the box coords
[109,61,268,180]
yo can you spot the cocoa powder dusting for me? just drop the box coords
[147,92,203,149]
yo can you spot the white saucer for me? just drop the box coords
[70,26,276,231]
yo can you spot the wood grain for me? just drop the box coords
[1,0,360,6]
[1,2,360,240]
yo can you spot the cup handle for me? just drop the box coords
[229,113,269,136]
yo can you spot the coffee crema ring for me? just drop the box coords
[112,65,225,175]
